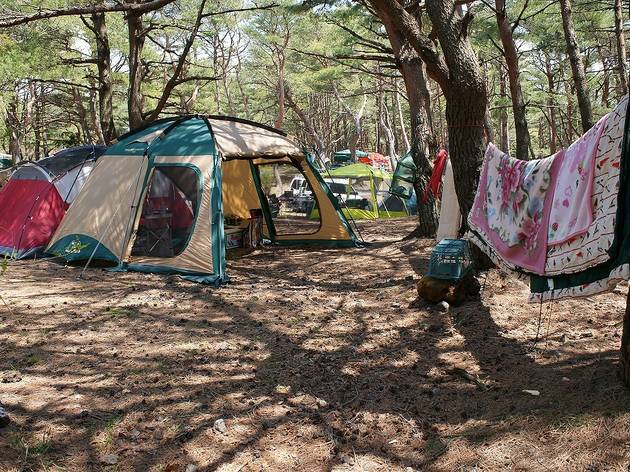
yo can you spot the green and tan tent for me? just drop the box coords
[46,116,359,284]
[314,163,410,220]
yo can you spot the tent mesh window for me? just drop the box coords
[390,152,417,199]
[427,238,473,281]
[131,166,199,258]
[257,163,321,235]
[37,146,107,177]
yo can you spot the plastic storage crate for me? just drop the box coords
[427,238,473,281]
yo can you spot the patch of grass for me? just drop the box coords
[423,437,448,459]
[553,413,591,432]
[8,431,53,460]
[109,306,140,318]
[25,354,42,366]
[94,413,123,452]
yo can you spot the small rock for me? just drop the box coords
[0,407,10,428]
[275,385,292,395]
[214,418,227,434]
[101,454,118,465]
[522,389,540,396]
[436,301,450,313]
[130,429,141,439]
[340,453,355,465]
[391,302,401,308]
[185,465,198,472]
[316,398,328,408]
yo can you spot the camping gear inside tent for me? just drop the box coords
[46,116,359,284]
[0,145,106,258]
[315,163,410,220]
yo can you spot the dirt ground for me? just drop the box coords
[1,217,629,472]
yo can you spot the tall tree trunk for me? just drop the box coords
[559,0,594,132]
[91,12,116,143]
[499,64,510,153]
[495,0,530,159]
[544,54,558,153]
[89,82,106,144]
[72,87,93,143]
[394,79,411,151]
[426,0,488,218]
[6,96,21,163]
[33,83,42,157]
[285,85,327,161]
[274,54,286,129]
[375,5,438,236]
[127,10,145,130]
[614,0,629,96]
[620,291,630,386]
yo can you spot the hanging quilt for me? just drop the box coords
[530,96,630,302]
[468,143,563,274]
[542,96,627,276]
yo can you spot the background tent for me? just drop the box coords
[0,154,11,170]
[333,149,369,166]
[316,163,410,220]
[47,116,358,284]
[0,145,106,258]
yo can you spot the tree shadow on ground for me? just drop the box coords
[1,227,629,471]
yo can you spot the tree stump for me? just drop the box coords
[620,290,630,386]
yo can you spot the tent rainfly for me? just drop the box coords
[46,116,359,284]
[0,145,106,259]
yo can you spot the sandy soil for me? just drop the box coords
[1,217,629,471]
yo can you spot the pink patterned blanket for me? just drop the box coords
[469,144,564,274]
[548,114,608,245]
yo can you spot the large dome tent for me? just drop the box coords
[46,116,359,284]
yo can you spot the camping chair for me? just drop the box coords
[142,196,174,257]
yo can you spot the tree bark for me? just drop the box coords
[72,87,93,143]
[274,53,286,129]
[394,79,411,151]
[495,0,530,160]
[559,0,594,133]
[544,54,558,153]
[614,0,629,96]
[90,12,116,143]
[499,64,510,154]
[620,290,630,386]
[375,8,438,236]
[127,10,145,130]
[425,0,488,218]
[285,85,327,161]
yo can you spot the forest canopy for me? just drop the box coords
[0,0,627,171]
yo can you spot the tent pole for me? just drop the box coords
[79,157,147,278]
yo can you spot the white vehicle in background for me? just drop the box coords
[288,176,312,197]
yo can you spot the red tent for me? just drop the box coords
[0,145,106,259]
[0,178,67,258]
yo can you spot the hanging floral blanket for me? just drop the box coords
[468,143,564,274]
